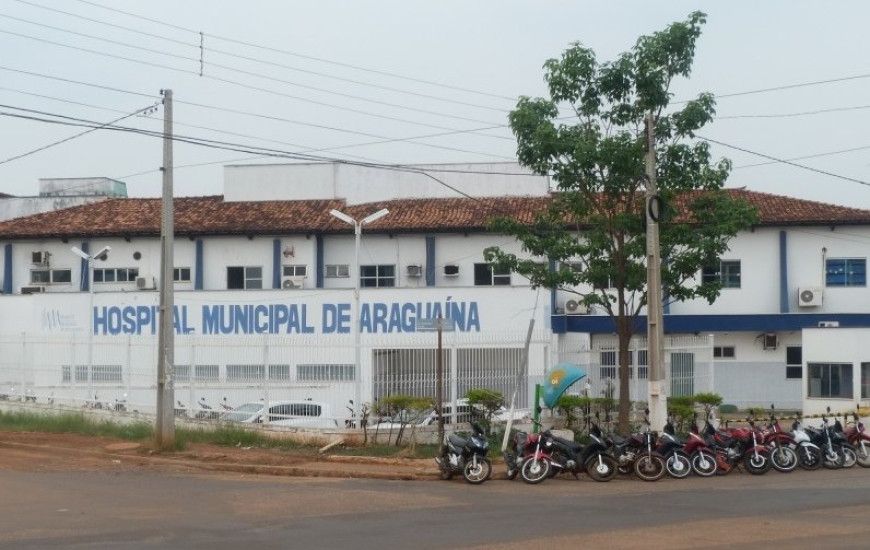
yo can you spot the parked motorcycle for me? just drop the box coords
[763,405,799,473]
[790,415,823,470]
[504,419,555,483]
[194,397,220,420]
[683,420,718,476]
[607,411,665,481]
[830,411,858,468]
[656,417,692,479]
[549,422,619,482]
[706,418,772,475]
[845,407,870,468]
[435,422,492,484]
[804,408,851,469]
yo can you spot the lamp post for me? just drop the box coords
[71,245,110,406]
[330,208,389,424]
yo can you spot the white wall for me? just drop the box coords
[802,327,870,416]
[224,162,550,204]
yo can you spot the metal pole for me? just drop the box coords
[87,258,94,405]
[436,314,444,447]
[353,221,362,421]
[645,111,667,431]
[156,88,175,449]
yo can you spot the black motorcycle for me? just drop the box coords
[548,423,618,482]
[435,422,492,484]
[656,418,692,479]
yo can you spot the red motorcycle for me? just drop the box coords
[504,420,556,484]
[683,420,718,476]
[762,405,799,473]
[706,419,772,475]
[844,409,870,468]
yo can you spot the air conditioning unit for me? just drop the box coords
[20,286,45,294]
[443,264,459,277]
[281,276,305,289]
[818,321,840,328]
[135,276,156,290]
[31,251,49,265]
[763,333,777,350]
[798,286,823,307]
[564,299,588,315]
[406,264,423,278]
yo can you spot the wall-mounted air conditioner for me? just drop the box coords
[443,264,459,277]
[406,264,422,278]
[763,333,777,350]
[31,251,49,265]
[798,286,823,307]
[281,276,305,289]
[135,276,156,290]
[563,299,588,315]
[818,321,840,328]
[20,286,45,294]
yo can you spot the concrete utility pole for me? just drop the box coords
[156,89,175,449]
[645,111,667,431]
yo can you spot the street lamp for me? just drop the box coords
[330,208,389,424]
[71,245,110,406]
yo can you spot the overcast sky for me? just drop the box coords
[1,1,869,209]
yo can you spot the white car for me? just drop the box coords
[373,399,529,429]
[220,400,338,429]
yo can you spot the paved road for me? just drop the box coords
[2,466,870,549]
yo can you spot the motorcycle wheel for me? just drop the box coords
[691,451,717,477]
[798,445,823,470]
[855,441,870,468]
[822,446,845,469]
[743,452,771,475]
[840,444,858,469]
[520,457,551,484]
[462,457,492,484]
[666,452,692,479]
[586,454,618,482]
[633,454,666,482]
[769,445,799,473]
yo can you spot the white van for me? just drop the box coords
[220,400,338,429]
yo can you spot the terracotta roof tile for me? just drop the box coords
[0,190,867,240]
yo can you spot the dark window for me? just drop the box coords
[826,258,866,287]
[786,346,802,379]
[474,263,510,286]
[713,346,736,359]
[786,367,803,379]
[807,362,853,398]
[360,265,395,287]
[862,363,870,399]
[173,267,191,282]
[702,260,741,288]
[227,266,262,289]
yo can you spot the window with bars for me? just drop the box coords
[226,364,266,381]
[297,364,355,381]
[62,365,122,383]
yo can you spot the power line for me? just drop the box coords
[0,14,510,128]
[734,144,870,169]
[0,27,512,139]
[63,0,518,102]
[0,66,515,161]
[716,104,870,120]
[9,0,511,114]
[698,134,870,188]
[0,102,159,165]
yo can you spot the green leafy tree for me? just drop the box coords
[693,392,723,420]
[464,388,505,435]
[484,12,757,434]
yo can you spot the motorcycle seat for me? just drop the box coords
[447,434,468,447]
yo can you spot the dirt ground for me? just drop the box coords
[0,430,440,479]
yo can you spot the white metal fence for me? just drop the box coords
[0,331,720,426]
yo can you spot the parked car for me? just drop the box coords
[374,399,529,429]
[220,400,338,429]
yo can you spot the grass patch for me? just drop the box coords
[174,424,307,452]
[0,410,152,440]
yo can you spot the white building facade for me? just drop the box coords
[1,162,869,420]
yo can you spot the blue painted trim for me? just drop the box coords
[272,238,281,289]
[315,235,324,289]
[553,312,870,335]
[780,231,789,313]
[194,239,203,290]
[3,244,12,294]
[425,236,436,287]
[80,242,90,292]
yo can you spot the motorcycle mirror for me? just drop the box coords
[827,406,831,413]
[644,407,650,416]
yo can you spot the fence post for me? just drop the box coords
[20,331,26,401]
